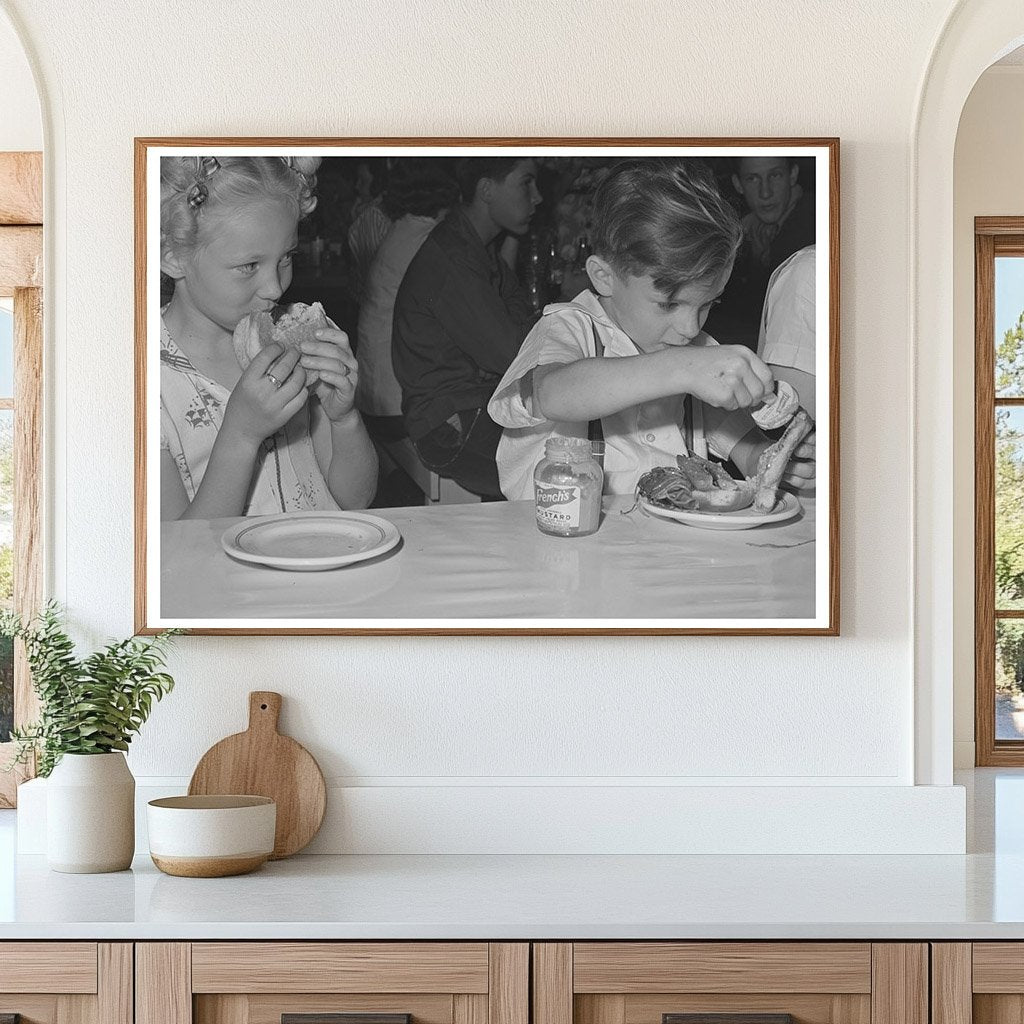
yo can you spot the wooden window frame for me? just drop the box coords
[0,151,43,806]
[976,217,1024,765]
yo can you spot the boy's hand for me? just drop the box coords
[222,343,308,447]
[672,345,774,410]
[300,327,359,423]
[780,432,816,488]
[730,429,815,487]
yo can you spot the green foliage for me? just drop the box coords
[0,546,13,605]
[0,602,181,777]
[996,311,1024,693]
[996,311,1024,609]
[997,621,1024,693]
[997,310,1024,397]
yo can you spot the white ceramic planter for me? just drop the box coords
[46,752,135,873]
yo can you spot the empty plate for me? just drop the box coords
[222,511,401,571]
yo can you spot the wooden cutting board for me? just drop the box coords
[188,691,326,859]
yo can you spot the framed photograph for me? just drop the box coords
[135,137,838,635]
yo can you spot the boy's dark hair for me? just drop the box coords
[591,159,742,294]
[382,158,460,219]
[455,157,523,204]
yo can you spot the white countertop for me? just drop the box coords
[1,769,1021,941]
[0,848,1021,940]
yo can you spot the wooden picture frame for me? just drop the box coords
[135,138,839,636]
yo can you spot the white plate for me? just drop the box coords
[222,511,401,571]
[640,491,802,531]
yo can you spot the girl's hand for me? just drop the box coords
[300,327,359,422]
[670,344,774,410]
[221,343,308,447]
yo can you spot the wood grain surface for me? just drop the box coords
[0,942,97,993]
[188,691,326,858]
[534,944,573,1024]
[0,226,41,295]
[136,943,191,1024]
[0,153,42,225]
[870,945,927,1024]
[190,942,489,994]
[489,944,529,1024]
[930,944,972,1024]
[573,943,872,994]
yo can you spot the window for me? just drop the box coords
[0,152,43,806]
[976,218,1024,764]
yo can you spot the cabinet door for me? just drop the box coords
[534,944,928,1024]
[137,943,528,1024]
[0,942,131,1024]
[941,942,1024,1024]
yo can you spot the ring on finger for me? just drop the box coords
[265,371,283,389]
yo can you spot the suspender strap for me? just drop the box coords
[587,318,604,446]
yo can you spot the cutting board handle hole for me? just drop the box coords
[260,703,268,710]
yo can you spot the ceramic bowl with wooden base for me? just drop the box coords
[147,795,276,877]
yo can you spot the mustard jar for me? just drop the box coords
[534,437,604,537]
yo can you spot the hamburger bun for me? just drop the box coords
[233,302,331,385]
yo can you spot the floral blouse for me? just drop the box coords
[159,318,339,516]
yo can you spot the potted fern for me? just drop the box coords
[1,602,179,873]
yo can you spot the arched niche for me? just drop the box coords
[914,1,1024,785]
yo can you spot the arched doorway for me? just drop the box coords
[913,1,1024,785]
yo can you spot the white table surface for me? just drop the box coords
[159,496,816,624]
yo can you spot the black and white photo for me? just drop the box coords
[136,139,838,635]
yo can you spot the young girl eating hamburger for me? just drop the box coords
[159,155,377,520]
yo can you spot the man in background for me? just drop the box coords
[392,157,541,500]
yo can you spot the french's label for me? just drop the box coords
[536,483,582,529]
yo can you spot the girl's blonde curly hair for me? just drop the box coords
[160,155,321,269]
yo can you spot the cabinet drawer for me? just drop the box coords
[534,943,926,1024]
[0,942,98,993]
[139,942,528,1024]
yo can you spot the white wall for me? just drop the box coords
[0,0,988,852]
[952,65,1024,767]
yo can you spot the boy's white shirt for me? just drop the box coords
[488,289,753,501]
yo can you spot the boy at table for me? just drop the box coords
[487,159,815,500]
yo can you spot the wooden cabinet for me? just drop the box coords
[0,943,132,1024]
[931,943,1024,1024]
[0,937,958,1024]
[532,943,929,1024]
[136,944,528,1024]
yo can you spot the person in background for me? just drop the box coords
[758,244,816,422]
[159,155,377,520]
[357,159,460,435]
[392,157,542,500]
[703,155,816,350]
[488,159,815,501]
[347,158,391,301]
